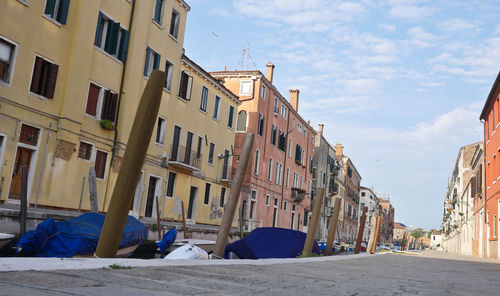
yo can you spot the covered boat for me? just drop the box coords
[224,227,320,259]
[16,212,147,257]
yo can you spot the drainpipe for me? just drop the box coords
[480,118,487,257]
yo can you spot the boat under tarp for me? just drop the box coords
[224,227,320,259]
[16,212,148,257]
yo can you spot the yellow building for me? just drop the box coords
[0,0,239,229]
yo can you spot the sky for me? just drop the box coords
[183,0,500,229]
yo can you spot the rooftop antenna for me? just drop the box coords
[211,32,218,70]
[238,42,253,70]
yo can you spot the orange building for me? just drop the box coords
[479,71,500,259]
[211,63,316,232]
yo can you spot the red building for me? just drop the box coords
[211,63,316,232]
[479,71,500,259]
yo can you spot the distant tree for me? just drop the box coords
[411,228,425,239]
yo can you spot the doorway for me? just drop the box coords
[187,186,197,220]
[9,146,33,200]
[129,171,144,217]
[145,175,160,218]
[272,197,278,227]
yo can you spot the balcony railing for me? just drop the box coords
[220,164,233,181]
[169,144,202,170]
[291,187,306,202]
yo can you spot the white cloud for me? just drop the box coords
[439,18,480,32]
[407,26,438,48]
[379,24,396,32]
[389,5,433,19]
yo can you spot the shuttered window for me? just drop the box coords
[94,11,129,62]
[85,82,117,123]
[144,47,160,77]
[200,86,208,111]
[94,150,107,179]
[0,37,16,84]
[100,89,118,122]
[44,0,70,24]
[228,105,234,128]
[169,10,180,38]
[178,70,192,100]
[30,56,58,99]
[85,83,100,116]
[153,0,164,24]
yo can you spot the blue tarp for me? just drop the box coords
[157,228,177,253]
[224,227,320,259]
[16,213,148,257]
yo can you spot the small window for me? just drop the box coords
[281,105,287,119]
[30,56,59,99]
[257,113,264,136]
[203,183,211,205]
[278,130,286,151]
[166,172,176,197]
[253,149,260,174]
[94,12,129,62]
[266,194,270,206]
[268,158,273,181]
[144,47,160,77]
[78,141,93,160]
[284,201,287,211]
[213,96,221,119]
[260,84,266,99]
[0,36,17,85]
[220,187,226,207]
[164,60,173,90]
[240,80,252,95]
[155,117,166,145]
[236,110,247,132]
[228,105,235,128]
[208,142,215,164]
[44,0,70,24]
[153,0,164,25]
[273,97,279,114]
[94,150,108,179]
[169,9,180,39]
[200,86,208,111]
[178,70,193,100]
[270,125,277,145]
[288,139,292,157]
[286,168,290,188]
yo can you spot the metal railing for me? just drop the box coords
[170,144,202,169]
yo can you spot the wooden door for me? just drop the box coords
[145,176,157,218]
[9,147,32,200]
[187,186,197,220]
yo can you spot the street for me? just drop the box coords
[1,251,499,295]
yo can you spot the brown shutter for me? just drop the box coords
[30,57,43,93]
[45,63,59,98]
[101,89,111,120]
[95,150,107,179]
[108,92,118,122]
[86,83,100,116]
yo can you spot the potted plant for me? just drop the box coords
[100,119,114,130]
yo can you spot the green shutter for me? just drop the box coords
[94,12,103,46]
[45,0,56,16]
[118,29,129,62]
[154,0,163,23]
[144,47,151,76]
[228,106,234,127]
[104,21,120,55]
[153,53,160,70]
[58,0,70,24]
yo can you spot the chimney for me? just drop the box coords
[318,124,324,136]
[289,89,299,112]
[335,143,344,157]
[266,62,275,83]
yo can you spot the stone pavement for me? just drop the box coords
[1,251,499,295]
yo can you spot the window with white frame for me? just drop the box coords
[78,141,93,160]
[213,96,221,119]
[155,117,166,145]
[253,149,260,174]
[44,0,70,24]
[94,12,129,62]
[268,158,273,181]
[297,123,303,133]
[200,86,208,111]
[286,168,290,188]
[266,194,270,206]
[164,60,173,90]
[85,82,118,123]
[94,150,108,179]
[288,139,292,157]
[0,36,17,85]
[257,113,264,136]
[208,142,215,164]
[30,55,59,99]
[240,80,252,95]
[166,172,176,197]
[228,105,235,128]
[273,97,279,114]
[153,0,165,25]
[178,70,193,100]
[144,47,160,77]
[169,9,180,39]
[260,84,266,99]
[281,105,287,119]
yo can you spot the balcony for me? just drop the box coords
[291,187,306,202]
[169,144,202,171]
[219,164,234,185]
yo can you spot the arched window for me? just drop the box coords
[236,110,247,131]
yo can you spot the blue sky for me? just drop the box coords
[183,0,500,229]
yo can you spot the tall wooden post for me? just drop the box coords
[370,216,382,254]
[212,133,254,258]
[325,196,342,256]
[354,206,368,254]
[366,213,377,254]
[303,187,325,256]
[95,70,165,258]
[20,165,28,236]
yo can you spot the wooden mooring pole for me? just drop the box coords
[370,215,382,254]
[354,206,368,254]
[303,187,325,256]
[20,165,28,236]
[325,196,342,256]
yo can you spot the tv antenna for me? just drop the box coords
[211,32,218,69]
[238,42,256,70]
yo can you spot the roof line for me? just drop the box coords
[480,71,500,120]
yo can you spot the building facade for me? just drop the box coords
[378,198,394,245]
[211,63,316,232]
[359,186,379,243]
[393,222,407,245]
[479,71,500,259]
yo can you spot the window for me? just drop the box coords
[240,80,252,95]
[286,168,290,188]
[295,144,302,164]
[196,136,203,159]
[0,37,17,85]
[257,113,264,136]
[361,192,366,197]
[278,130,286,151]
[275,162,282,184]
[236,111,247,132]
[144,47,160,77]
[253,150,260,174]
[155,117,166,145]
[270,125,277,145]
[311,135,314,145]
[268,158,273,180]
[288,139,292,157]
[153,0,164,25]
[44,0,70,24]
[164,60,173,90]
[297,123,303,133]
[200,86,208,111]
[169,9,180,39]
[266,194,270,206]
[220,187,226,207]
[208,142,215,164]
[94,12,129,62]
[213,96,221,119]
[281,105,287,119]
[284,201,287,211]
[85,82,118,122]
[30,56,58,99]
[304,210,309,226]
[94,150,108,179]
[78,141,93,160]
[166,172,176,197]
[228,105,235,128]
[273,97,279,114]
[178,70,193,100]
[260,84,266,99]
[203,183,211,205]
